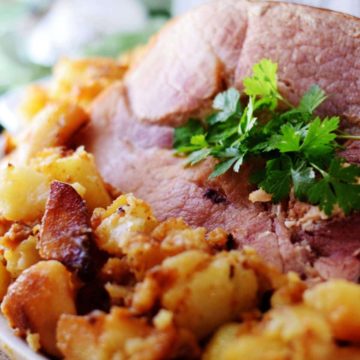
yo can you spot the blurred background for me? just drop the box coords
[0,0,359,95]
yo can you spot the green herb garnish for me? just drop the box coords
[174,59,360,216]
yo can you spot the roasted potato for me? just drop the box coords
[19,85,49,121]
[51,58,126,109]
[94,194,158,256]
[15,101,88,164]
[32,147,111,211]
[133,250,258,339]
[3,235,40,278]
[0,261,11,301]
[0,164,49,221]
[57,307,185,360]
[1,261,76,357]
[304,280,360,343]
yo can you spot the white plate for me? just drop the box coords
[0,88,25,134]
[0,316,46,360]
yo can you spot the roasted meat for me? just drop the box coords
[78,1,360,280]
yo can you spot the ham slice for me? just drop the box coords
[77,0,360,280]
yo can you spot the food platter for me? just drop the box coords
[0,0,359,359]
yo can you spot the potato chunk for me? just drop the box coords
[3,235,41,278]
[206,306,334,360]
[1,261,76,357]
[15,101,88,164]
[94,194,158,256]
[19,85,49,121]
[94,196,229,278]
[57,307,192,360]
[0,164,49,221]
[304,279,360,342]
[203,323,244,360]
[40,181,94,277]
[0,262,11,301]
[51,58,127,108]
[32,147,111,211]
[133,250,258,339]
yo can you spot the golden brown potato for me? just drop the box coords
[0,262,11,301]
[133,250,258,339]
[51,58,127,109]
[94,195,229,279]
[1,261,76,357]
[206,305,334,360]
[57,307,193,360]
[304,280,360,343]
[0,164,49,221]
[260,305,332,358]
[223,336,291,360]
[3,235,41,278]
[94,194,158,256]
[202,323,244,360]
[32,147,111,211]
[0,146,110,221]
[40,181,94,277]
[15,101,88,164]
[19,85,49,121]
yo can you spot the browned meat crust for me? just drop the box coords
[39,181,94,278]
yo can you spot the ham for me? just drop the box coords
[77,0,360,280]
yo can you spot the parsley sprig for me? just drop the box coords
[174,59,360,215]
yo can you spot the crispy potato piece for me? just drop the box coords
[271,272,307,307]
[51,58,126,109]
[19,85,49,121]
[94,196,229,278]
[3,235,41,278]
[0,262,11,301]
[94,194,158,256]
[32,147,111,211]
[57,307,194,360]
[0,146,110,221]
[223,336,291,360]
[0,164,49,221]
[304,280,360,342]
[206,306,334,360]
[203,323,244,360]
[332,348,360,360]
[40,181,94,277]
[133,250,258,339]
[260,305,332,358]
[1,261,76,357]
[15,101,88,164]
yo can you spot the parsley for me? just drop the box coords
[174,59,360,216]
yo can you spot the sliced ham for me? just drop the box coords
[77,0,360,280]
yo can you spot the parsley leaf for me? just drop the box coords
[187,148,211,166]
[307,179,337,216]
[307,159,360,215]
[243,59,280,110]
[291,161,316,199]
[259,156,292,202]
[173,119,204,150]
[298,84,327,115]
[210,88,241,124]
[301,117,339,159]
[270,123,302,153]
[173,59,360,216]
[210,157,238,179]
[238,96,257,136]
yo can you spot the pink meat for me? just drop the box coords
[77,1,360,280]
